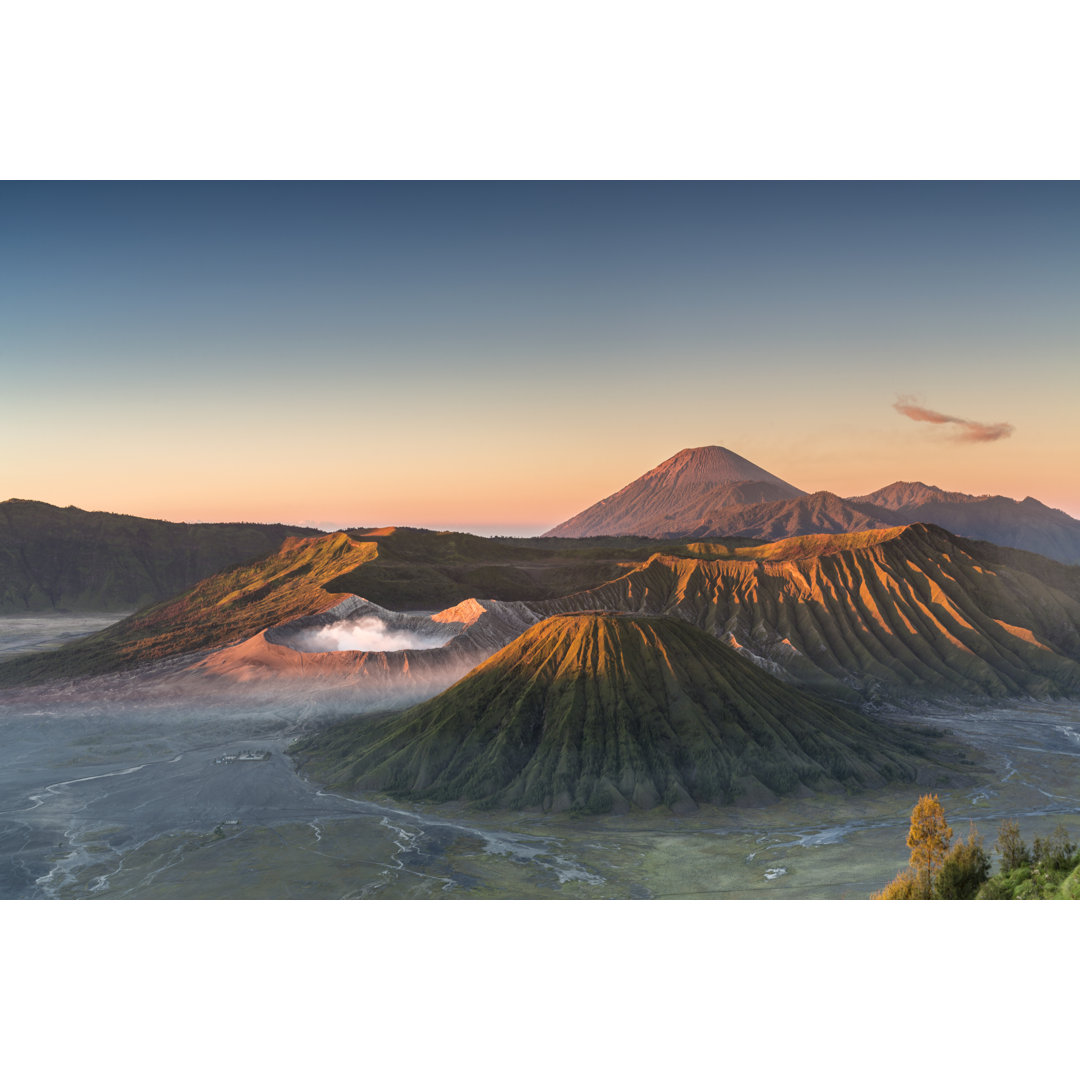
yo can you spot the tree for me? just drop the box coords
[874,793,953,899]
[907,794,952,895]
[1032,823,1076,872]
[994,820,1030,873]
[934,822,991,899]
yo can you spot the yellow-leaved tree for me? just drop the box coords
[873,794,953,899]
[907,793,952,890]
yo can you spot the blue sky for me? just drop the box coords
[3,181,1078,528]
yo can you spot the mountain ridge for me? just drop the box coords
[537,522,1080,702]
[0,498,326,613]
[544,448,1080,564]
[850,482,1080,563]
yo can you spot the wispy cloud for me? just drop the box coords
[893,396,1014,443]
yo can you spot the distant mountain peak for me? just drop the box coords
[850,480,972,510]
[544,446,807,538]
[636,445,806,493]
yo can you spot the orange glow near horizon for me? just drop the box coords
[5,182,1078,532]
[6,409,1079,532]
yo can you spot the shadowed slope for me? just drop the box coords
[663,490,894,542]
[322,527,691,609]
[295,614,935,813]
[0,499,324,613]
[850,482,1080,565]
[0,533,379,684]
[538,524,1080,701]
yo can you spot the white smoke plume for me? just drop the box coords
[288,616,453,654]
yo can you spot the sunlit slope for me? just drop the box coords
[0,527,691,685]
[295,614,933,813]
[0,533,378,684]
[539,524,1080,700]
[0,499,324,613]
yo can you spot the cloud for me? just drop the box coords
[893,396,1014,443]
[287,616,454,653]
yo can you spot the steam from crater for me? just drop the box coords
[287,616,454,653]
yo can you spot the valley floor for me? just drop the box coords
[3,611,1079,900]
[2,681,1078,898]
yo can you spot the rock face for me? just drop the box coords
[0,499,325,613]
[537,524,1080,701]
[544,446,808,538]
[849,482,1080,565]
[294,613,932,813]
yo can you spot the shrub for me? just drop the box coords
[994,820,1030,873]
[977,875,1016,900]
[1032,823,1076,873]
[872,869,923,900]
[934,824,991,900]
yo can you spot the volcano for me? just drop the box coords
[543,446,809,538]
[294,613,935,813]
[543,446,897,540]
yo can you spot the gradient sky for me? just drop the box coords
[2,181,1078,531]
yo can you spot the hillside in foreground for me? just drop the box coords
[293,613,943,813]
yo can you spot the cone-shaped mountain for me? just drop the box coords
[295,613,934,813]
[544,446,810,538]
[543,446,904,540]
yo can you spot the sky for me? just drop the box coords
[2,181,1078,531]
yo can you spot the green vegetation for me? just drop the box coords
[293,613,941,814]
[934,824,991,899]
[979,821,1079,899]
[875,804,1079,899]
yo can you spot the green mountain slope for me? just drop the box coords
[294,613,938,813]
